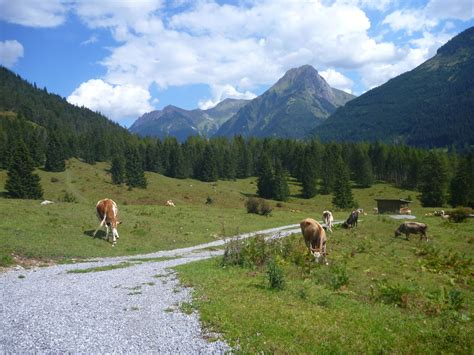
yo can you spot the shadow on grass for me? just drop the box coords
[83,229,107,239]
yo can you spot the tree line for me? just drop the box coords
[4,127,474,209]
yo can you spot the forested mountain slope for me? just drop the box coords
[313,27,474,148]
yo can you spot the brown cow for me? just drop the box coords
[300,218,327,264]
[394,222,428,241]
[93,198,121,246]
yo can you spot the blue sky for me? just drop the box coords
[1,0,473,128]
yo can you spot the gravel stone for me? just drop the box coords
[0,225,300,353]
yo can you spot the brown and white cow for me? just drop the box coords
[93,198,121,246]
[394,222,428,241]
[322,210,334,233]
[300,218,327,264]
[165,200,176,207]
[399,207,412,215]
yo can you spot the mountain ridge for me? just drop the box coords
[312,26,474,148]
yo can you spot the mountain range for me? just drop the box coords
[129,98,248,142]
[313,26,474,148]
[130,65,355,141]
[216,65,355,138]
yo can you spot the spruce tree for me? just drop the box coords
[110,155,125,185]
[5,140,43,199]
[332,156,354,209]
[125,146,147,189]
[273,159,289,201]
[44,132,65,172]
[449,154,474,207]
[353,147,374,188]
[300,150,317,199]
[256,153,274,199]
[198,145,218,182]
[419,152,449,207]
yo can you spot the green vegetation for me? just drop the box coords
[177,216,473,353]
[67,262,134,273]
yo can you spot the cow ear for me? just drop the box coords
[117,221,122,225]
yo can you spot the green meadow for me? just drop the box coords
[1,158,472,352]
[0,158,416,265]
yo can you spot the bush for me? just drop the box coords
[61,191,77,203]
[329,262,349,291]
[50,177,59,183]
[448,207,473,223]
[245,197,273,216]
[267,258,285,290]
[205,196,214,205]
[221,238,246,267]
[376,282,413,308]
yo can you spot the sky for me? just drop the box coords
[0,0,473,128]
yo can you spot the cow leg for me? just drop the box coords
[405,233,409,241]
[111,228,119,247]
[93,215,107,237]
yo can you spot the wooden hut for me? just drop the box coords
[375,198,411,214]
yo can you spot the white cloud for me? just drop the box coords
[0,0,67,27]
[67,79,154,123]
[426,0,474,21]
[198,84,257,110]
[0,40,24,68]
[81,34,98,46]
[319,69,354,93]
[383,0,473,34]
[359,30,453,89]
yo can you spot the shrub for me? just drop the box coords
[61,191,77,203]
[266,258,285,290]
[329,262,349,291]
[376,282,413,308]
[50,177,59,183]
[221,238,246,267]
[245,197,273,216]
[205,196,214,205]
[448,207,473,223]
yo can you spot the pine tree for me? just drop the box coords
[300,149,317,199]
[110,155,125,185]
[198,145,218,182]
[5,140,43,199]
[353,146,374,188]
[332,156,354,209]
[449,154,474,207]
[125,146,147,189]
[44,131,65,172]
[419,152,449,207]
[273,159,289,201]
[256,153,274,199]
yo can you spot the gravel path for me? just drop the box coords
[0,224,301,353]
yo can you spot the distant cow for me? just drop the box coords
[93,198,121,246]
[399,207,411,215]
[165,200,176,207]
[342,210,359,229]
[394,222,428,241]
[300,218,327,264]
[322,210,334,232]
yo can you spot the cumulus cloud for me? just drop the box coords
[67,79,154,123]
[383,0,473,34]
[0,0,67,27]
[198,84,257,110]
[319,69,354,94]
[0,40,24,68]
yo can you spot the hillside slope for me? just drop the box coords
[313,27,474,148]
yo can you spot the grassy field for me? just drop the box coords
[0,158,415,266]
[177,215,473,353]
[1,158,472,351]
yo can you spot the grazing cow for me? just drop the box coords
[300,218,327,264]
[373,207,379,214]
[342,210,359,228]
[394,222,428,241]
[322,210,334,232]
[93,198,121,246]
[356,208,367,216]
[165,200,176,207]
[399,207,412,215]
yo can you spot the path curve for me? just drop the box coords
[0,224,302,353]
